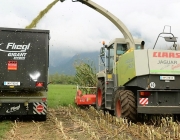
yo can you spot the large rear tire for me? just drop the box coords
[96,80,105,110]
[114,90,137,121]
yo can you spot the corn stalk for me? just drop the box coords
[74,59,97,94]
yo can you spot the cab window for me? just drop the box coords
[135,44,141,50]
[108,44,114,72]
[117,44,127,55]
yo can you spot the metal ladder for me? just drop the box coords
[105,75,114,110]
[98,47,114,110]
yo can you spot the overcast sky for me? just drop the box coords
[1,0,180,62]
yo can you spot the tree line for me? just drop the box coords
[49,73,76,84]
[49,60,97,86]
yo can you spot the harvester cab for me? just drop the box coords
[98,38,142,75]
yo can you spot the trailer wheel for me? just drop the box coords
[96,80,105,110]
[114,90,137,121]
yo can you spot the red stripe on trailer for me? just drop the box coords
[139,98,148,106]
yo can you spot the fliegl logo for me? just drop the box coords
[0,42,31,60]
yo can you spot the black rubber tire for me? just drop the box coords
[114,90,137,121]
[96,80,105,110]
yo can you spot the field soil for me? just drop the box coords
[3,106,180,140]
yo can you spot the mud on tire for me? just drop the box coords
[96,80,105,110]
[114,90,137,121]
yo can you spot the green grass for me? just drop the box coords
[0,121,12,139]
[48,84,76,108]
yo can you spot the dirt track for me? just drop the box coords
[3,106,180,140]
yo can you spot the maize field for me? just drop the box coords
[3,105,180,140]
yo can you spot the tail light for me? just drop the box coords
[36,82,44,87]
[140,91,150,97]
[42,98,47,102]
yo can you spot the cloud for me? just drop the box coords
[0,0,180,57]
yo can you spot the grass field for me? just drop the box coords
[0,121,12,139]
[0,84,76,138]
[48,84,76,108]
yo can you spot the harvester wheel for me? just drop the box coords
[96,80,105,110]
[114,90,137,121]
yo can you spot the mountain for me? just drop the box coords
[49,51,99,75]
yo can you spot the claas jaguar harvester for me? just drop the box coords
[60,0,180,121]
[0,27,49,121]
[97,27,179,121]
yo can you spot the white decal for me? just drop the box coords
[149,82,156,88]
[29,71,41,81]
[0,42,31,60]
[6,104,20,113]
[8,53,27,56]
[0,49,26,53]
[6,43,30,51]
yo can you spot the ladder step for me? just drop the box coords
[105,107,111,110]
[105,77,114,110]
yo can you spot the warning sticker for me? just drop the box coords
[36,105,44,113]
[33,102,47,115]
[139,98,148,106]
[8,61,17,70]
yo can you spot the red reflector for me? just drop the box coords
[8,61,17,70]
[36,82,44,87]
[140,91,150,97]
[42,98,47,101]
